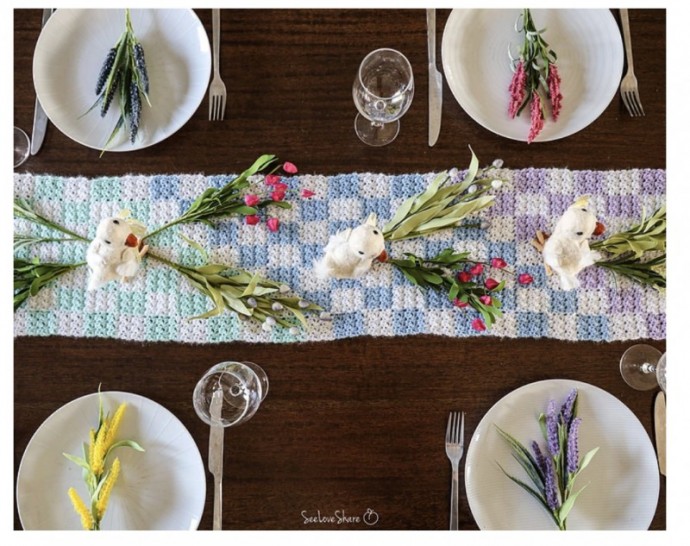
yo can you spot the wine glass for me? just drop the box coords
[193,361,269,427]
[352,48,414,147]
[14,127,30,168]
[619,344,666,393]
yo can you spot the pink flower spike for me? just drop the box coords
[283,161,298,174]
[245,214,260,226]
[548,63,563,121]
[471,318,487,332]
[518,273,534,285]
[270,189,286,202]
[453,298,469,308]
[267,217,280,232]
[527,91,545,144]
[301,189,315,198]
[508,61,526,118]
[479,295,492,306]
[469,263,484,276]
[265,174,281,186]
[484,278,500,290]
[490,257,507,269]
[457,271,473,283]
[244,194,260,207]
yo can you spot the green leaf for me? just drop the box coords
[107,439,146,453]
[575,446,599,475]
[63,452,91,472]
[557,483,589,524]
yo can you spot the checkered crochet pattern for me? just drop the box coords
[13,168,665,343]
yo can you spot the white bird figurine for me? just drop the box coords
[542,196,605,290]
[314,212,388,279]
[86,211,149,291]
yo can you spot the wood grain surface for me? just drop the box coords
[13,9,666,531]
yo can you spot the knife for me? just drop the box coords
[30,8,54,156]
[426,8,443,147]
[654,391,666,476]
[209,388,225,530]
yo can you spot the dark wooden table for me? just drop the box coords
[13,9,666,530]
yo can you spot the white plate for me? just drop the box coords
[441,9,624,142]
[33,9,211,152]
[465,379,659,529]
[17,391,206,530]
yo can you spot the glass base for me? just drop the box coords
[354,114,399,147]
[620,344,662,390]
[14,127,30,168]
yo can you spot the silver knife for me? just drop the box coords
[427,8,443,147]
[209,388,224,530]
[30,8,54,156]
[654,391,666,476]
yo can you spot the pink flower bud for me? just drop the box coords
[453,298,469,308]
[301,189,315,198]
[271,190,286,202]
[283,161,298,174]
[484,278,500,290]
[457,271,473,283]
[479,295,492,305]
[471,318,487,332]
[243,194,260,207]
[265,174,281,186]
[518,273,534,285]
[245,214,260,225]
[469,263,484,276]
[267,217,280,232]
[490,257,507,269]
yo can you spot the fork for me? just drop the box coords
[619,9,644,117]
[209,8,227,121]
[445,411,465,530]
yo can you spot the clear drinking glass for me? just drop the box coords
[14,127,30,168]
[193,361,269,427]
[352,48,414,147]
[620,344,666,393]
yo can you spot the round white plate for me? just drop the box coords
[465,379,659,530]
[441,9,624,142]
[33,9,211,152]
[17,391,206,530]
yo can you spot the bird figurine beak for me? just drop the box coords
[124,233,139,248]
[593,221,605,237]
[376,250,388,262]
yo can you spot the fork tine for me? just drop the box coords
[632,93,645,117]
[459,412,465,446]
[446,411,453,442]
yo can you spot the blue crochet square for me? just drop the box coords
[550,290,578,313]
[146,315,178,341]
[207,315,239,342]
[85,312,116,337]
[517,311,548,337]
[240,244,269,268]
[334,311,365,336]
[301,199,329,222]
[301,243,324,265]
[424,287,449,309]
[393,308,425,335]
[328,174,360,198]
[364,286,393,309]
[486,242,517,267]
[391,174,426,198]
[26,310,57,336]
[361,197,392,221]
[577,315,609,341]
[150,175,180,200]
[208,221,239,247]
[494,288,515,312]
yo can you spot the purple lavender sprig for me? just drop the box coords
[495,388,599,531]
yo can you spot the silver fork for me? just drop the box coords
[445,411,465,530]
[619,9,644,117]
[209,8,227,121]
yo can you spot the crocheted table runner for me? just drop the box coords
[13,168,666,343]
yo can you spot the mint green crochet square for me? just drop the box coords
[146,316,178,341]
[85,313,117,337]
[177,291,210,318]
[91,177,122,201]
[59,242,87,264]
[118,289,146,315]
[146,266,178,293]
[33,175,64,199]
[271,325,299,343]
[56,286,86,312]
[25,311,57,336]
[62,202,91,233]
[207,316,239,342]
[121,201,150,225]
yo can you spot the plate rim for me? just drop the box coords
[16,390,206,530]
